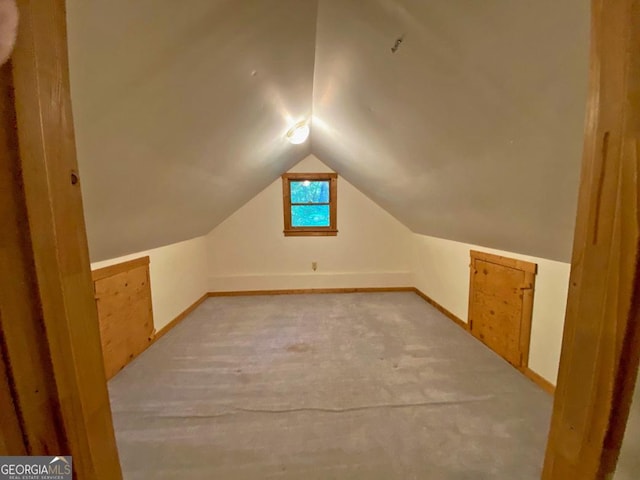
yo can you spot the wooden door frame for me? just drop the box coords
[468,250,537,369]
[0,0,122,477]
[0,0,637,479]
[542,0,640,478]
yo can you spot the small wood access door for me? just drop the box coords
[468,250,537,368]
[92,257,155,379]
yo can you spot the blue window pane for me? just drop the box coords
[291,205,330,227]
[290,180,329,204]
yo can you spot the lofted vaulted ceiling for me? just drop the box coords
[311,0,589,261]
[67,0,589,262]
[67,0,318,260]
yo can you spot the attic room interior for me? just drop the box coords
[1,0,639,479]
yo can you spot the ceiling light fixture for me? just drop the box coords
[286,121,310,145]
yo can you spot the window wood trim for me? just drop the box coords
[282,172,338,237]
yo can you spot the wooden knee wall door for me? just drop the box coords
[92,256,155,379]
[468,250,537,368]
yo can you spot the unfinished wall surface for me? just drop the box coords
[206,155,413,290]
[615,369,640,479]
[412,234,570,384]
[91,236,208,331]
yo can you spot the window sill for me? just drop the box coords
[283,229,338,237]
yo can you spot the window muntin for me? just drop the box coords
[282,173,337,236]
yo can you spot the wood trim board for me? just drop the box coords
[83,274,557,400]
[411,287,469,331]
[5,0,123,476]
[208,287,415,296]
[152,293,210,344]
[107,288,417,375]
[282,230,338,237]
[519,269,536,369]
[0,314,27,456]
[92,256,150,282]
[103,284,554,402]
[0,58,64,457]
[543,1,640,477]
[469,250,538,274]
[150,289,416,348]
[523,367,556,395]
[282,173,339,180]
[88,294,209,380]
[413,287,553,396]
[208,286,554,396]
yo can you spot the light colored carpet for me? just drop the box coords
[108,292,552,479]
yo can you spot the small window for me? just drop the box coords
[282,173,338,236]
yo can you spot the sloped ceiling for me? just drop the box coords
[67,0,589,262]
[312,0,589,262]
[67,0,318,260]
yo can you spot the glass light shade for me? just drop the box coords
[287,123,310,145]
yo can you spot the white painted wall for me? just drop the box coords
[412,233,570,385]
[205,155,413,291]
[91,236,208,331]
[615,368,640,479]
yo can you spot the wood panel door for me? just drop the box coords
[468,251,537,368]
[92,257,154,379]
